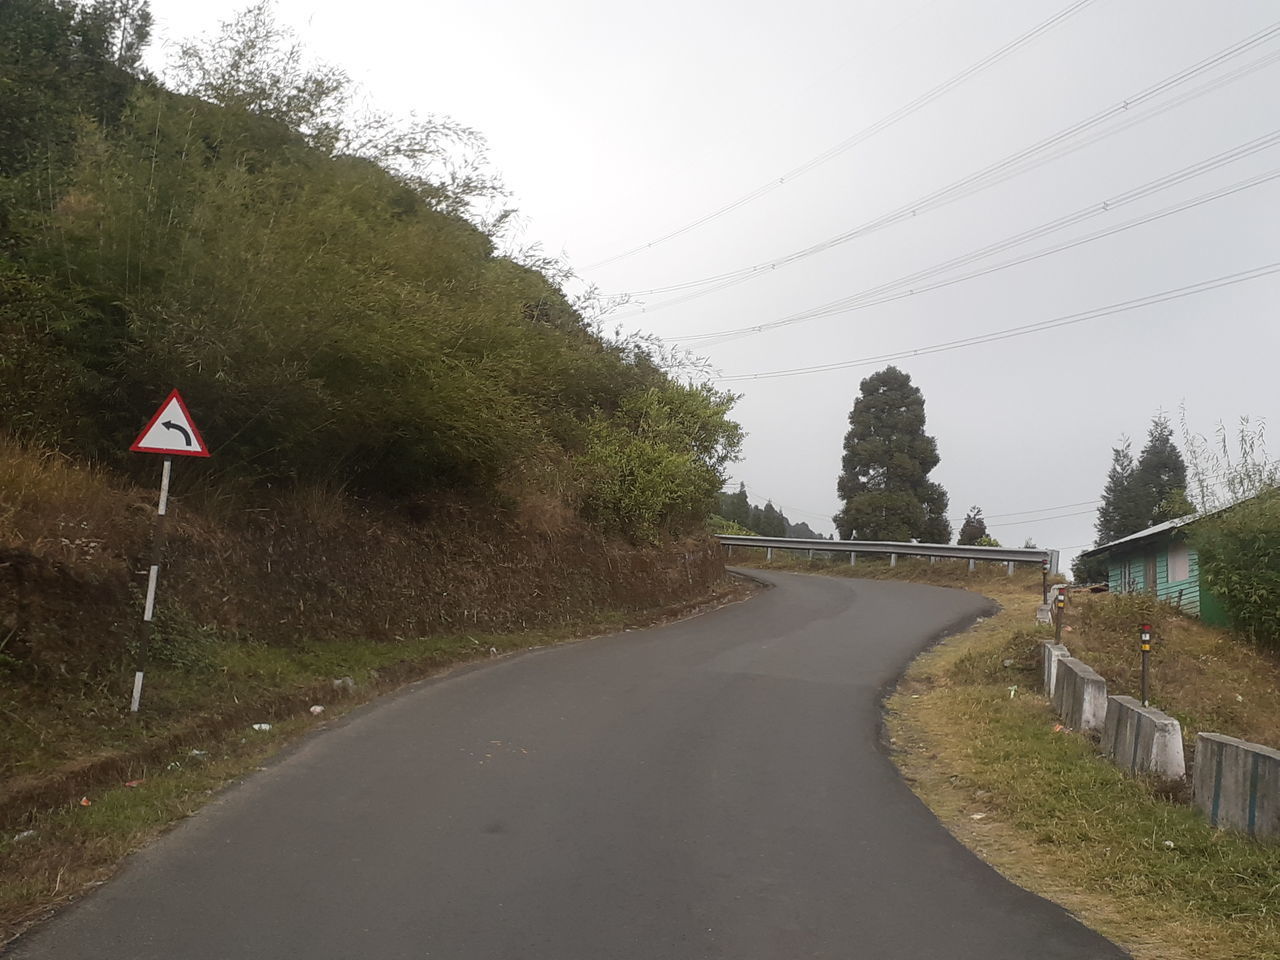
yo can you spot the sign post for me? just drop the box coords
[1053,590,1066,644]
[128,390,209,712]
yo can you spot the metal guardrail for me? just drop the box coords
[716,535,1059,573]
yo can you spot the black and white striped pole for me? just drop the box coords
[132,456,172,713]
[128,389,209,714]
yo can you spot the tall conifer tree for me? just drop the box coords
[833,366,951,542]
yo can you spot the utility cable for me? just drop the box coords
[608,23,1280,309]
[583,0,1098,270]
[715,259,1280,381]
[672,145,1280,346]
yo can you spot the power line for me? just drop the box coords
[607,23,1280,309]
[714,259,1280,382]
[986,507,1099,528]
[582,0,1098,270]
[670,141,1280,346]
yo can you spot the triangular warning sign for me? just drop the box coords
[130,389,210,457]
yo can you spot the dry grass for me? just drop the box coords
[1062,591,1280,750]
[883,575,1280,960]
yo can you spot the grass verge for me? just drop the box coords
[0,576,754,946]
[884,578,1280,960]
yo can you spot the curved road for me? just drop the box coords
[12,570,1125,959]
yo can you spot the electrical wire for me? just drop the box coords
[582,0,1098,270]
[671,141,1280,346]
[714,259,1280,381]
[606,23,1280,309]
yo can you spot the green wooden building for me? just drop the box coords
[1079,513,1230,625]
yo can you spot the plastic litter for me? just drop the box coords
[79,797,91,807]
[251,723,272,732]
[1163,840,1175,850]
[309,705,325,716]
[124,779,145,788]
[12,830,37,843]
[189,749,208,757]
[969,813,987,820]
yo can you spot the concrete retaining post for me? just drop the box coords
[1102,696,1186,779]
[1041,642,1069,696]
[1192,733,1280,840]
[1051,657,1107,732]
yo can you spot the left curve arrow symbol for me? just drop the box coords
[162,421,192,446]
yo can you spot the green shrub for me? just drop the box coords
[1192,493,1280,649]
[579,385,741,542]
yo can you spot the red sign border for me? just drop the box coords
[129,389,211,457]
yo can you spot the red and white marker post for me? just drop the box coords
[128,389,209,712]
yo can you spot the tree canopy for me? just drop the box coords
[957,506,988,546]
[833,366,951,543]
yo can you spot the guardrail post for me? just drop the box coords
[1006,561,1014,576]
[766,547,773,562]
[968,558,976,573]
[849,552,856,566]
[807,548,813,560]
[929,555,936,564]
[890,553,897,567]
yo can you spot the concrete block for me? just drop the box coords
[1051,657,1107,732]
[1040,642,1069,696]
[1192,733,1280,840]
[1035,603,1052,624]
[1102,696,1186,780]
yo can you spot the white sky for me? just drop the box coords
[145,0,1280,563]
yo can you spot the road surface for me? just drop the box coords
[11,570,1125,959]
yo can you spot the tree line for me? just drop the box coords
[715,485,826,539]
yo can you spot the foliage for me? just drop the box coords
[705,514,753,536]
[957,506,987,545]
[1180,410,1280,511]
[714,485,825,539]
[578,385,741,542]
[1134,415,1193,525]
[0,1,741,538]
[1191,492,1280,651]
[973,534,1001,547]
[833,366,950,543]
[1090,416,1193,552]
[719,482,751,528]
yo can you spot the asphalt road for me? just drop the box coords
[11,570,1126,959]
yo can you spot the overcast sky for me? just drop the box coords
[146,0,1280,563]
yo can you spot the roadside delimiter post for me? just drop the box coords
[1140,622,1152,706]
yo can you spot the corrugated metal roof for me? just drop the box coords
[1080,499,1242,558]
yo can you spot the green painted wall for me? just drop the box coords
[1103,534,1202,617]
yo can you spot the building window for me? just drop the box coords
[1169,542,1191,583]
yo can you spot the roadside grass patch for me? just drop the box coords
[889,589,1280,960]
